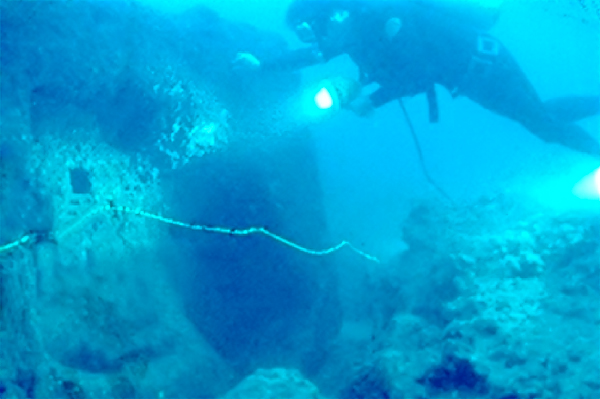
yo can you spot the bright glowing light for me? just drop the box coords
[314,87,333,110]
[572,167,600,200]
[594,168,600,198]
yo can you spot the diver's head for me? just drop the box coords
[286,0,355,45]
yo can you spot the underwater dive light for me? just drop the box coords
[572,166,600,200]
[315,76,361,112]
[299,76,362,122]
[314,87,334,110]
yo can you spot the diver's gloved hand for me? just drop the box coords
[232,52,261,71]
[347,95,375,117]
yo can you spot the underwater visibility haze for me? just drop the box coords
[1,0,599,398]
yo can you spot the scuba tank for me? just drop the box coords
[411,0,501,32]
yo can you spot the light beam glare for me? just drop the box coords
[572,166,600,200]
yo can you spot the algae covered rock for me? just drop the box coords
[220,368,324,399]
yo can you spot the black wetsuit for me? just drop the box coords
[266,0,600,157]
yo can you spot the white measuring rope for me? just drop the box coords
[0,203,381,263]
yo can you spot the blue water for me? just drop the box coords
[1,1,599,398]
[171,0,600,258]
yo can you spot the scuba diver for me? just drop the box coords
[234,0,600,158]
